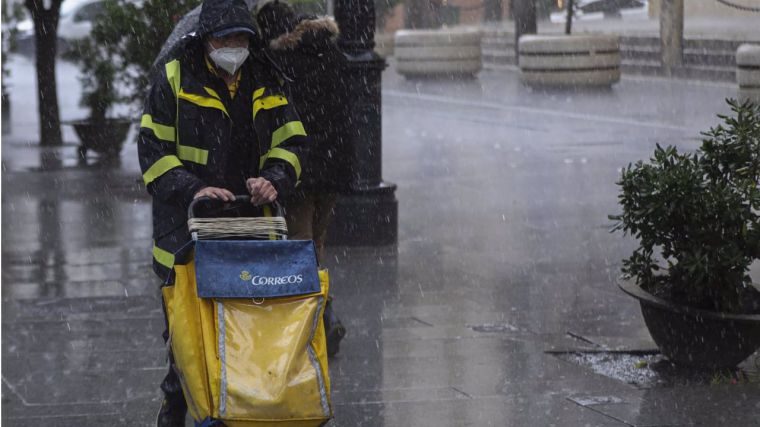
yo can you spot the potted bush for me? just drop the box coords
[61,0,200,160]
[64,36,130,159]
[610,99,760,368]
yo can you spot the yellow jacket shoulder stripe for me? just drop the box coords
[141,114,176,142]
[203,86,221,100]
[271,121,306,149]
[260,147,302,179]
[165,60,181,97]
[253,95,288,120]
[177,144,209,165]
[178,89,229,117]
[143,155,183,185]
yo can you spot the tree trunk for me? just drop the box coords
[25,0,63,146]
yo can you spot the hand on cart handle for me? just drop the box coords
[246,177,277,206]
[194,186,235,202]
[188,194,285,220]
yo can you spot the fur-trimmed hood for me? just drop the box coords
[268,17,339,50]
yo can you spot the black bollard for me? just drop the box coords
[329,0,398,246]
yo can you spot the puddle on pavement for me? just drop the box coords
[551,350,760,388]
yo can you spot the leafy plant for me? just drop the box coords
[86,0,201,108]
[2,0,25,95]
[64,36,120,123]
[610,99,760,314]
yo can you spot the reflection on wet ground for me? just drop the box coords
[3,55,760,426]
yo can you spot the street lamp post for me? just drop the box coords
[330,0,398,246]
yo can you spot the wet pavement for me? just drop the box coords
[3,53,760,426]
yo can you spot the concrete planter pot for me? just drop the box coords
[518,34,621,87]
[67,118,131,159]
[394,28,482,78]
[618,277,760,368]
[737,44,760,104]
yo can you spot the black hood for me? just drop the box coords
[198,0,257,38]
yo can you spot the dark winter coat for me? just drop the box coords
[257,10,353,196]
[139,0,308,281]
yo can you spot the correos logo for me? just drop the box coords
[251,274,304,286]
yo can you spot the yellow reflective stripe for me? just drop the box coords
[271,121,306,149]
[143,155,182,185]
[177,144,208,165]
[264,147,301,179]
[203,86,221,100]
[153,242,175,268]
[141,114,175,142]
[253,87,266,100]
[253,95,288,120]
[165,60,180,97]
[178,89,229,117]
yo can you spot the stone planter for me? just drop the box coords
[395,28,482,78]
[737,44,760,104]
[67,118,132,159]
[518,34,621,87]
[618,277,760,368]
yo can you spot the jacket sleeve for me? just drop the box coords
[138,68,206,207]
[252,79,309,200]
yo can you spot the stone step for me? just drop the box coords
[481,29,748,82]
[674,64,736,82]
[620,45,660,62]
[683,50,736,67]
[621,61,736,82]
[619,35,660,47]
[621,60,664,76]
[684,38,746,52]
[481,49,517,66]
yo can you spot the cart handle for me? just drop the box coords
[188,195,284,220]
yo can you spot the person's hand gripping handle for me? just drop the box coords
[246,177,277,205]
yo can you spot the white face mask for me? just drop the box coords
[208,45,250,75]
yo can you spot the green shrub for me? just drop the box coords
[610,100,760,314]
[89,0,202,108]
[64,37,119,122]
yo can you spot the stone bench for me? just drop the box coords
[395,28,482,78]
[737,44,760,104]
[518,34,621,87]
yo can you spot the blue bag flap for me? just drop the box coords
[194,240,320,299]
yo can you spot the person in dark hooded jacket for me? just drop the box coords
[254,0,351,358]
[138,0,308,424]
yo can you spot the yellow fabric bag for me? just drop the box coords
[163,262,332,426]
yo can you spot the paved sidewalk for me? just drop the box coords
[2,54,760,426]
